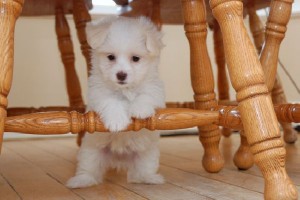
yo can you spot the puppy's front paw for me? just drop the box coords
[130,104,155,119]
[66,174,99,188]
[102,111,132,132]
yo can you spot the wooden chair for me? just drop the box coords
[0,0,298,199]
[214,1,297,144]
[188,0,297,198]
[115,0,298,198]
[5,0,92,145]
[211,0,298,171]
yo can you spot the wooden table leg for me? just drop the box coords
[260,0,293,91]
[248,3,264,53]
[72,0,92,73]
[233,130,254,170]
[55,7,84,108]
[272,75,298,143]
[261,0,297,144]
[181,0,224,173]
[233,1,296,170]
[212,20,232,137]
[72,0,91,146]
[0,0,24,153]
[210,0,297,199]
[248,1,297,144]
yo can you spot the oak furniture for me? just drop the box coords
[0,0,299,199]
[5,0,92,145]
[214,1,297,143]
[117,0,297,144]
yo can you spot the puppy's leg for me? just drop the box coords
[129,82,165,119]
[66,147,107,188]
[97,100,131,132]
[127,144,164,184]
[130,95,156,119]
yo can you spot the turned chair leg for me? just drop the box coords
[272,75,298,143]
[181,0,224,173]
[248,3,297,144]
[0,0,24,153]
[55,7,84,108]
[72,0,92,146]
[212,20,231,137]
[248,3,265,52]
[233,131,254,170]
[72,0,92,72]
[211,0,297,199]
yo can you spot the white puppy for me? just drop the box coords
[66,16,165,188]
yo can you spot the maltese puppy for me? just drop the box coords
[66,16,165,188]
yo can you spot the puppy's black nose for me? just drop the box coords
[116,71,127,81]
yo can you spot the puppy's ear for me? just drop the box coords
[138,17,164,55]
[86,17,117,49]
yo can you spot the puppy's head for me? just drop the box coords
[86,16,163,88]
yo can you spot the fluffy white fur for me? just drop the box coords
[66,16,165,188]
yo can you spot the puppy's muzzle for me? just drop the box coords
[116,71,127,84]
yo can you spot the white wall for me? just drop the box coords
[4,11,300,139]
[9,14,300,108]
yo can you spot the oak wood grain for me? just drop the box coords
[0,0,24,153]
[55,7,84,108]
[181,0,224,173]
[260,0,293,91]
[7,106,85,117]
[248,4,297,144]
[4,109,219,134]
[212,20,232,137]
[210,0,297,198]
[72,0,92,73]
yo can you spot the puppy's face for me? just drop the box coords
[86,17,163,88]
[96,37,151,87]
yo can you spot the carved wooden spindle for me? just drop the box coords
[55,7,84,108]
[181,0,224,173]
[230,5,264,171]
[7,106,85,117]
[272,75,297,143]
[272,76,298,143]
[72,0,92,145]
[210,0,297,199]
[218,104,300,129]
[72,0,92,72]
[248,4,297,144]
[213,20,229,103]
[274,104,300,123]
[233,131,254,170]
[231,4,263,171]
[4,109,219,134]
[213,19,231,137]
[248,2,265,53]
[0,0,24,153]
[4,104,300,135]
[217,105,242,129]
[260,0,293,91]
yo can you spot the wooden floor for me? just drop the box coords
[1,133,300,200]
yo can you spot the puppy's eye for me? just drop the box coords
[107,54,116,61]
[132,56,140,62]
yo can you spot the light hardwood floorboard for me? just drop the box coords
[0,133,300,200]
